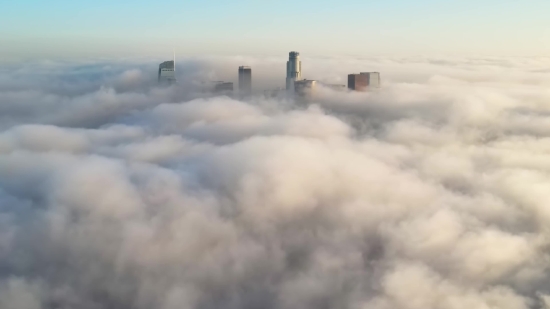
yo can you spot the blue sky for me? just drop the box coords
[1,0,549,58]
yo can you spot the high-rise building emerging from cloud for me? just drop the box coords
[361,72,380,88]
[294,79,317,99]
[348,74,367,91]
[214,81,234,93]
[158,57,176,84]
[238,66,252,94]
[348,72,380,91]
[286,51,302,92]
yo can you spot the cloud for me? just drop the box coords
[0,55,550,309]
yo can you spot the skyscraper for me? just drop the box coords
[286,51,302,92]
[348,74,367,91]
[238,66,252,94]
[158,54,176,84]
[360,72,380,88]
[214,82,234,93]
[294,79,317,99]
[348,72,380,91]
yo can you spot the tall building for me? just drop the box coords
[286,51,302,92]
[295,79,317,98]
[360,72,381,88]
[348,74,367,91]
[158,56,176,84]
[348,72,380,91]
[238,66,252,94]
[214,82,234,93]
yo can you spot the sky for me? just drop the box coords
[1,0,550,59]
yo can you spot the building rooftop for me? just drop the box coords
[159,60,174,67]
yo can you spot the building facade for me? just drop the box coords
[294,79,317,98]
[214,82,234,93]
[348,74,368,91]
[286,51,302,92]
[158,60,176,84]
[360,72,380,88]
[348,72,380,91]
[238,66,252,94]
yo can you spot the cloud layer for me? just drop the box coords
[1,56,550,309]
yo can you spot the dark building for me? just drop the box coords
[238,66,252,94]
[214,82,234,93]
[348,72,380,91]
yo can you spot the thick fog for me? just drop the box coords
[1,55,550,309]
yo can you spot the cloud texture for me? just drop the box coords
[1,56,550,309]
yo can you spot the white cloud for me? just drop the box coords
[0,55,549,308]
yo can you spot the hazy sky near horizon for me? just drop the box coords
[1,0,549,59]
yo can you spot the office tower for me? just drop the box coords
[238,66,252,94]
[286,51,302,92]
[348,74,367,91]
[214,82,234,93]
[158,53,176,84]
[348,72,380,91]
[294,79,317,98]
[360,72,381,88]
